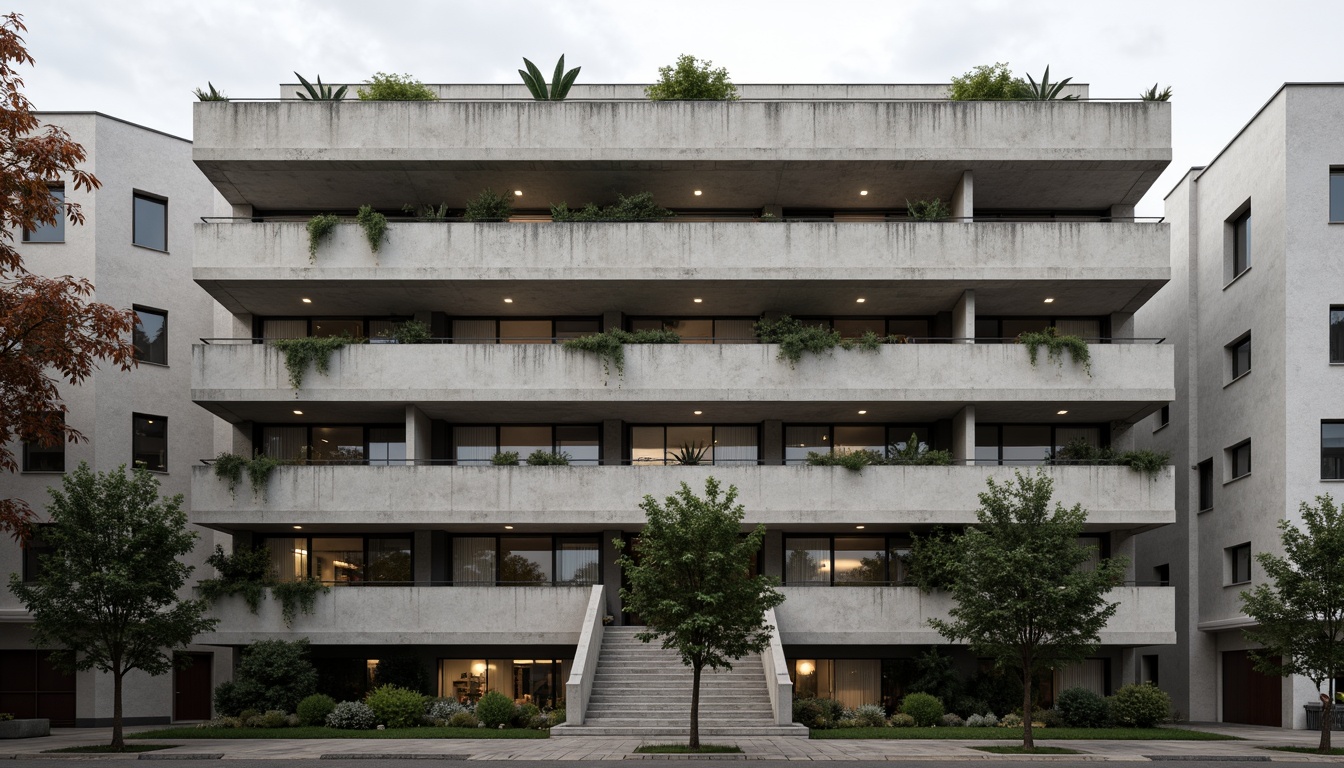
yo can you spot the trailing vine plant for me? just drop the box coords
[1016,327,1092,376]
[463,189,513,221]
[306,214,339,262]
[561,328,680,378]
[1053,438,1170,479]
[212,452,247,498]
[271,334,354,389]
[212,452,282,499]
[356,205,388,253]
[197,544,330,627]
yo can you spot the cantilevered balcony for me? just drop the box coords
[193,99,1169,212]
[193,220,1169,317]
[188,464,1173,532]
[775,585,1174,647]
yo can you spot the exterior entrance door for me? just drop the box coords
[1222,649,1281,726]
[174,652,213,721]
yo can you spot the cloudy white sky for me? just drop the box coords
[8,0,1340,215]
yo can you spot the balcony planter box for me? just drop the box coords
[0,718,50,739]
[1304,703,1344,730]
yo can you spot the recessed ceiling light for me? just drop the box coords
[292,410,303,415]
[858,410,868,415]
[855,525,865,529]
[504,525,514,530]
[1044,298,1055,303]
[693,298,703,303]
[693,410,703,415]
[1057,410,1069,415]
[146,420,154,424]
[693,190,702,196]
[856,298,866,303]
[513,190,523,196]
[293,525,302,530]
[301,298,312,304]
[503,298,513,303]
[859,190,869,196]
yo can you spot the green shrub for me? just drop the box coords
[900,692,944,727]
[550,708,565,725]
[366,684,429,728]
[475,691,515,728]
[463,189,513,221]
[211,639,317,716]
[854,704,887,727]
[519,55,580,101]
[1141,84,1173,102]
[886,434,955,466]
[326,700,376,730]
[388,320,431,344]
[194,82,228,101]
[526,450,570,466]
[357,73,436,101]
[447,711,479,728]
[550,191,672,222]
[806,449,882,472]
[260,710,288,728]
[1038,708,1066,728]
[296,694,336,727]
[402,202,450,221]
[890,712,915,727]
[512,702,540,728]
[238,708,260,722]
[791,697,843,729]
[942,712,965,727]
[306,214,339,261]
[1108,683,1170,728]
[754,315,841,366]
[491,451,520,466]
[356,205,388,253]
[907,198,952,221]
[999,712,1023,727]
[1056,686,1110,728]
[645,54,738,101]
[948,63,1031,100]
[561,327,680,378]
[294,73,346,101]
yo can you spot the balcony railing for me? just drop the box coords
[201,215,1166,225]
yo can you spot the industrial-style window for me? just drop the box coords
[1228,543,1252,584]
[132,192,168,251]
[1228,334,1252,379]
[1323,422,1344,480]
[132,413,167,472]
[133,306,168,365]
[1229,207,1251,278]
[1331,307,1344,364]
[1331,168,1344,223]
[1228,440,1252,480]
[22,186,64,243]
[1198,459,1214,511]
[22,413,65,472]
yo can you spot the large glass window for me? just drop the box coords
[437,658,567,708]
[784,535,910,586]
[976,424,1103,465]
[1231,208,1251,277]
[265,535,412,585]
[132,192,167,251]
[556,538,600,585]
[452,425,601,465]
[132,413,166,472]
[1331,307,1344,364]
[450,535,600,586]
[22,414,64,472]
[261,425,405,465]
[313,538,365,585]
[832,537,888,585]
[133,307,168,365]
[500,320,553,344]
[368,427,407,465]
[1331,169,1344,223]
[501,538,552,585]
[784,537,829,584]
[451,537,496,585]
[22,186,64,242]
[1323,422,1344,480]
[500,426,554,460]
[21,525,55,582]
[630,425,758,465]
[451,318,600,344]
[312,426,365,464]
[788,425,939,465]
[629,317,757,344]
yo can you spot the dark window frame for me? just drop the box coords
[1156,404,1170,431]
[259,533,415,586]
[781,533,914,587]
[1228,333,1252,381]
[21,184,65,243]
[1228,205,1252,281]
[973,423,1112,466]
[973,316,1112,344]
[131,191,168,252]
[132,304,169,366]
[1227,440,1252,481]
[256,422,407,465]
[1330,167,1344,223]
[255,315,417,341]
[1198,458,1214,511]
[626,315,764,343]
[446,534,603,587]
[1323,421,1344,480]
[131,412,167,472]
[1228,542,1252,585]
[21,524,55,582]
[1331,306,1344,364]
[450,424,604,465]
[21,412,65,473]
[447,316,603,344]
[627,423,763,466]
[783,423,940,465]
[1154,564,1170,587]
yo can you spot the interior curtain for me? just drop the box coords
[454,426,496,465]
[714,318,757,344]
[1056,318,1101,340]
[453,319,496,343]
[261,426,307,461]
[1054,659,1106,695]
[713,426,759,465]
[834,659,881,709]
[263,319,307,340]
[265,537,306,583]
[452,537,496,585]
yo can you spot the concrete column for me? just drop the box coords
[762,420,784,465]
[430,531,448,585]
[413,531,433,585]
[219,421,253,456]
[763,530,783,580]
[1108,203,1135,221]
[602,420,623,466]
[405,405,431,463]
[603,530,624,623]
[1120,648,1138,688]
[950,170,974,221]
[602,311,624,333]
[953,290,975,343]
[1109,311,1135,341]
[952,405,975,465]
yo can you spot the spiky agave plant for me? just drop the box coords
[1024,65,1079,101]
[295,72,348,101]
[518,55,581,101]
[193,82,228,101]
[1140,83,1173,102]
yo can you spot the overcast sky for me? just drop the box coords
[8,0,1340,215]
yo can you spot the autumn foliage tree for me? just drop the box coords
[0,13,135,541]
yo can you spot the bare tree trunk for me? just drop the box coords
[1021,662,1034,751]
[111,670,124,750]
[689,663,702,750]
[1320,693,1333,754]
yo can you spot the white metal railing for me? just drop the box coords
[761,607,794,726]
[564,584,606,725]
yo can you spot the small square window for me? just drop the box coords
[22,413,65,472]
[22,186,64,243]
[1228,440,1251,480]
[1229,335,1251,379]
[1323,422,1344,480]
[132,193,167,251]
[1228,543,1252,584]
[1157,404,1170,430]
[133,306,168,365]
[1331,307,1344,364]
[1229,208,1251,278]
[132,413,167,472]
[1198,459,1213,511]
[22,525,56,582]
[1331,169,1344,223]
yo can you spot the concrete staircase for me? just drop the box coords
[552,626,808,738]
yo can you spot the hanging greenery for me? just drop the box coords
[561,328,680,378]
[356,205,388,253]
[306,214,339,262]
[212,452,282,499]
[1017,327,1092,376]
[271,335,354,389]
[197,545,330,628]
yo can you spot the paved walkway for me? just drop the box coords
[0,723,1339,761]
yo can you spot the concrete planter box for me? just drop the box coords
[0,719,50,739]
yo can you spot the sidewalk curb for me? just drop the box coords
[319,754,470,760]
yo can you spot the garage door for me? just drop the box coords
[1222,649,1281,726]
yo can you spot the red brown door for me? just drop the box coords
[174,652,213,721]
[1222,650,1281,726]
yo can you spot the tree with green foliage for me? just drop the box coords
[645,54,738,101]
[913,471,1126,750]
[7,464,216,749]
[616,477,783,749]
[948,63,1031,100]
[1240,495,1344,753]
[212,638,317,716]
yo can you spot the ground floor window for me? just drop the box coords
[0,649,76,726]
[437,658,568,708]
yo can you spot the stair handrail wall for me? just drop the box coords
[565,584,606,725]
[762,607,794,726]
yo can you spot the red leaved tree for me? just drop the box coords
[0,13,136,541]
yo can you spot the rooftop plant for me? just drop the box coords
[519,55,580,101]
[806,449,883,472]
[357,72,436,101]
[645,54,738,101]
[1024,66,1079,101]
[1017,327,1092,376]
[401,203,449,221]
[193,82,228,101]
[305,214,339,261]
[550,191,672,222]
[1141,84,1173,102]
[948,63,1031,100]
[294,72,346,101]
[907,198,952,221]
[356,205,388,253]
[463,188,513,221]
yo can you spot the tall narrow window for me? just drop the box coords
[1198,459,1214,511]
[22,414,65,472]
[1331,307,1344,364]
[1230,208,1251,277]
[1323,422,1344,480]
[133,306,168,365]
[22,186,64,242]
[1331,169,1344,223]
[132,413,167,472]
[1229,335,1251,379]
[132,192,167,251]
[1228,440,1252,480]
[1228,543,1252,584]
